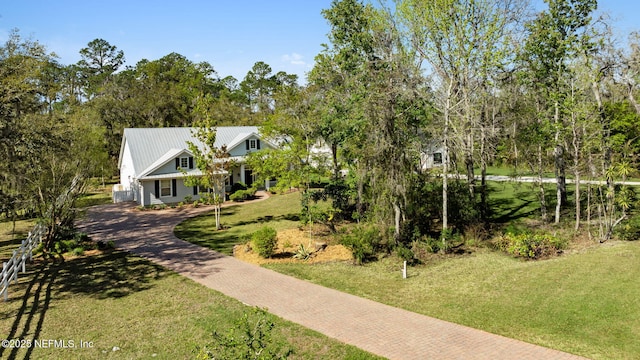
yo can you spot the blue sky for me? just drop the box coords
[0,1,333,82]
[1,1,638,83]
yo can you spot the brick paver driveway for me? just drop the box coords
[78,196,588,360]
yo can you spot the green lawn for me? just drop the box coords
[0,250,381,359]
[488,181,558,222]
[75,190,112,209]
[1,190,379,359]
[0,218,36,262]
[482,165,640,183]
[266,243,640,360]
[175,192,302,255]
[174,185,640,359]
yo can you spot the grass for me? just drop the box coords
[75,184,113,209]
[173,180,640,358]
[0,218,36,262]
[265,242,640,359]
[175,192,303,255]
[482,165,640,183]
[488,181,557,222]
[0,250,381,360]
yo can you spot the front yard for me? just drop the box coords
[0,247,380,359]
[176,189,640,360]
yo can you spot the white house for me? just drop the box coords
[420,140,444,170]
[115,127,276,205]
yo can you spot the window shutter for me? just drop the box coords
[193,186,198,195]
[189,157,194,169]
[171,179,177,197]
[175,158,180,169]
[257,139,261,149]
[154,180,160,198]
[246,139,250,150]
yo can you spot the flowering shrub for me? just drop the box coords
[496,232,567,259]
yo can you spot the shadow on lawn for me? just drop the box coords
[55,250,166,299]
[231,213,300,227]
[489,183,579,224]
[0,251,165,359]
[0,263,57,360]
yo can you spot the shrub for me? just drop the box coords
[340,225,382,265]
[496,232,567,259]
[252,226,278,258]
[230,190,246,202]
[395,245,414,263]
[72,247,85,256]
[55,239,78,254]
[230,189,256,202]
[615,214,640,241]
[418,236,443,254]
[230,182,248,193]
[184,195,193,204]
[292,243,312,260]
[195,307,291,360]
[74,232,90,242]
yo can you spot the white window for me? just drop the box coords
[160,179,172,197]
[180,157,189,169]
[249,139,257,149]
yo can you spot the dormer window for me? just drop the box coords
[245,138,261,151]
[176,156,194,170]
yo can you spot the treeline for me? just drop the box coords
[1,0,640,250]
[248,0,640,245]
[0,31,298,249]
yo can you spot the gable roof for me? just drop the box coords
[138,148,191,178]
[119,126,260,177]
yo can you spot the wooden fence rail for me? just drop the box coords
[1,224,45,301]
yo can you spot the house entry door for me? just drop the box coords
[244,170,253,187]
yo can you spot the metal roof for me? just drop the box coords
[121,127,260,177]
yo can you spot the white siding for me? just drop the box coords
[119,140,136,188]
[140,179,202,206]
[228,135,272,157]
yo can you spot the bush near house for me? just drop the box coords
[230,189,256,202]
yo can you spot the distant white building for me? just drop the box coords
[420,140,444,170]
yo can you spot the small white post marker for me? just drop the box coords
[402,260,407,279]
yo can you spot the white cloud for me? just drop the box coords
[282,52,306,66]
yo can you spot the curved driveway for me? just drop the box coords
[78,195,587,360]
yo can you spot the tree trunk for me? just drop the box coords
[393,202,401,244]
[215,204,221,230]
[574,172,580,231]
[331,142,340,180]
[465,151,475,198]
[538,144,548,222]
[554,99,566,224]
[442,80,453,234]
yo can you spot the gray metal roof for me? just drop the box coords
[121,127,260,177]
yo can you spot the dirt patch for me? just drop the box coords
[234,228,353,265]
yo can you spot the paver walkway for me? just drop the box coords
[78,194,588,360]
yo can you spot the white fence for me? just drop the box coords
[1,224,45,301]
[112,184,135,203]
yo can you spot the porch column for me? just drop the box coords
[265,179,269,190]
[240,164,245,184]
